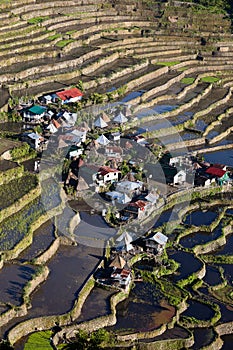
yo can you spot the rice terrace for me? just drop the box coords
[1,0,233,349]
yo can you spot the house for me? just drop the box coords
[94,166,120,186]
[113,112,128,124]
[22,132,44,150]
[96,134,110,146]
[105,145,123,160]
[56,87,83,104]
[41,94,52,104]
[144,231,168,254]
[116,181,143,197]
[105,191,131,204]
[46,123,58,134]
[145,192,159,204]
[69,129,87,143]
[23,105,46,122]
[110,131,121,141]
[100,111,110,123]
[109,255,126,269]
[194,173,215,187]
[116,231,134,252]
[124,200,151,219]
[205,166,230,185]
[94,116,108,128]
[39,93,58,104]
[173,170,186,185]
[110,268,132,288]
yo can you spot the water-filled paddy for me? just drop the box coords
[78,287,115,322]
[183,300,215,320]
[180,223,222,248]
[192,327,215,350]
[204,149,233,167]
[203,265,222,286]
[221,334,233,350]
[0,264,35,305]
[23,244,103,317]
[183,210,218,226]
[18,220,55,262]
[214,234,233,256]
[169,251,203,282]
[110,282,175,333]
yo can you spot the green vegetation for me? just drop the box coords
[10,143,36,162]
[48,34,62,41]
[201,76,220,83]
[191,0,231,14]
[181,77,195,84]
[0,173,38,210]
[61,329,111,349]
[24,330,53,350]
[156,61,180,67]
[156,278,188,306]
[0,197,44,250]
[27,16,49,25]
[56,39,74,48]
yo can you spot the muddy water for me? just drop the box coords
[77,287,115,323]
[0,264,35,306]
[145,325,189,342]
[109,282,175,333]
[24,244,103,317]
[17,220,56,262]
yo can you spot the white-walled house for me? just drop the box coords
[116,181,143,197]
[94,166,120,186]
[23,105,46,122]
[173,170,186,185]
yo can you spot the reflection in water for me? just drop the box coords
[192,327,215,350]
[110,283,175,333]
[183,210,218,226]
[183,300,215,320]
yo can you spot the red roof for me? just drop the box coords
[98,166,120,176]
[56,87,83,101]
[52,119,61,128]
[206,166,226,178]
[129,200,147,209]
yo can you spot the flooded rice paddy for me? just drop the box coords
[109,282,175,333]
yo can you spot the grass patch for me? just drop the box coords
[56,39,74,48]
[48,34,61,41]
[181,77,195,84]
[201,76,220,83]
[156,61,180,67]
[27,16,49,25]
[24,330,53,350]
[66,30,76,35]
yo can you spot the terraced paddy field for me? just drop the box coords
[1,0,233,349]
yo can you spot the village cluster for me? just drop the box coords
[13,87,233,291]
